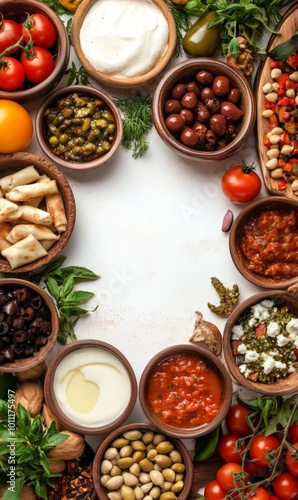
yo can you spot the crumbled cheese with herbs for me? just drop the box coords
[231,300,298,383]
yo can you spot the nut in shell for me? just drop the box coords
[14,381,44,417]
[47,430,85,460]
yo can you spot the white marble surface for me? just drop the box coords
[23,9,286,476]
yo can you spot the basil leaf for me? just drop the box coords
[3,477,24,500]
[0,428,12,443]
[0,400,8,420]
[268,33,298,61]
[63,290,95,304]
[59,305,90,317]
[57,266,99,280]
[60,274,75,298]
[39,449,50,474]
[44,255,67,275]
[195,425,221,461]
[0,442,9,454]
[16,404,31,437]
[34,479,48,500]
[45,276,60,302]
[43,431,69,450]
[28,415,43,444]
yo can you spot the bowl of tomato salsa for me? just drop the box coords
[139,344,233,439]
[229,196,298,289]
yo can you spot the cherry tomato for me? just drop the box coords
[216,462,245,491]
[273,472,298,500]
[21,46,54,84]
[22,13,57,49]
[249,433,280,467]
[0,19,22,54]
[225,403,252,436]
[0,57,25,91]
[0,100,33,153]
[285,442,298,477]
[221,162,262,204]
[288,421,298,444]
[249,487,270,500]
[217,434,245,464]
[204,479,226,500]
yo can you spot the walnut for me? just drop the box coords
[49,458,67,474]
[17,361,47,382]
[189,311,222,356]
[41,403,62,431]
[226,36,255,78]
[47,430,85,460]
[14,381,43,417]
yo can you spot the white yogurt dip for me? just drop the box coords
[79,0,169,78]
[53,347,132,427]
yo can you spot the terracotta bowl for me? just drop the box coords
[35,84,123,170]
[152,58,256,161]
[0,278,59,372]
[223,290,298,396]
[0,0,70,103]
[0,152,76,273]
[229,196,298,289]
[71,0,176,89]
[139,344,233,439]
[44,339,138,435]
[93,422,193,500]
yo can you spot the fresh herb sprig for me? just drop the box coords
[163,0,192,57]
[0,400,69,500]
[0,256,100,345]
[114,93,153,159]
[66,61,91,85]
[39,0,68,15]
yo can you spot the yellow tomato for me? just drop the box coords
[0,100,33,153]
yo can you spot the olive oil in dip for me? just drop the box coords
[66,369,99,413]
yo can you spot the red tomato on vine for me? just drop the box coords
[0,18,22,54]
[273,472,298,500]
[22,13,57,49]
[0,57,25,91]
[21,46,54,83]
[285,442,298,477]
[217,434,245,464]
[225,403,252,436]
[249,433,280,467]
[204,479,226,500]
[221,160,262,203]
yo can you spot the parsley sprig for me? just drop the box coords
[0,400,69,500]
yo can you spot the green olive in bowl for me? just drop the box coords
[182,11,221,57]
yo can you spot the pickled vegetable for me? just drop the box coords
[182,11,220,57]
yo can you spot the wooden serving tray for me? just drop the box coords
[254,4,298,199]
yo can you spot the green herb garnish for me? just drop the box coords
[0,256,100,345]
[66,62,91,85]
[0,401,69,500]
[38,0,68,15]
[268,26,298,60]
[163,0,192,57]
[114,93,153,159]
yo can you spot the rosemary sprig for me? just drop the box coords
[114,93,153,159]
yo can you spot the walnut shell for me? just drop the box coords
[49,458,66,474]
[42,403,62,431]
[14,381,43,417]
[17,361,47,382]
[47,430,85,460]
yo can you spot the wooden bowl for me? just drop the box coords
[139,344,233,439]
[0,278,59,372]
[44,340,138,435]
[152,58,256,162]
[254,4,298,200]
[0,152,76,273]
[93,422,193,500]
[229,196,298,289]
[0,0,70,103]
[35,84,123,170]
[72,0,176,89]
[223,290,298,396]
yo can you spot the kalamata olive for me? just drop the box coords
[212,75,231,96]
[1,348,15,362]
[0,291,9,307]
[164,99,181,114]
[24,345,34,356]
[34,335,48,347]
[165,114,185,133]
[2,300,18,316]
[197,104,211,123]
[182,11,220,57]
[200,87,215,102]
[181,92,198,109]
[31,296,42,310]
[0,322,9,335]
[210,114,227,136]
[180,127,198,147]
[220,101,243,121]
[185,82,201,96]
[12,330,27,344]
[13,318,25,330]
[193,122,207,143]
[170,83,186,100]
[16,288,28,303]
[206,129,217,145]
[228,88,241,103]
[180,108,194,124]
[20,306,35,321]
[196,70,213,85]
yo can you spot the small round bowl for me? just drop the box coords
[152,58,256,161]
[72,0,176,89]
[0,278,59,372]
[229,196,298,289]
[0,0,70,103]
[0,152,76,273]
[93,422,193,500]
[44,339,138,435]
[35,84,123,170]
[223,290,298,395]
[139,344,233,439]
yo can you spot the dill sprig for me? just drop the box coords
[114,93,153,159]
[163,0,192,57]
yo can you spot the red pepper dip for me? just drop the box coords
[240,209,298,280]
[147,353,222,428]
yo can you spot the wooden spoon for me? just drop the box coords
[254,4,298,200]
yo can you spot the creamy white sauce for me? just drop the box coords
[53,347,132,427]
[80,0,169,78]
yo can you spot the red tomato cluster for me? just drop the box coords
[204,403,298,500]
[0,13,56,91]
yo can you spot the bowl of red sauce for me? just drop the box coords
[229,196,298,289]
[139,344,233,439]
